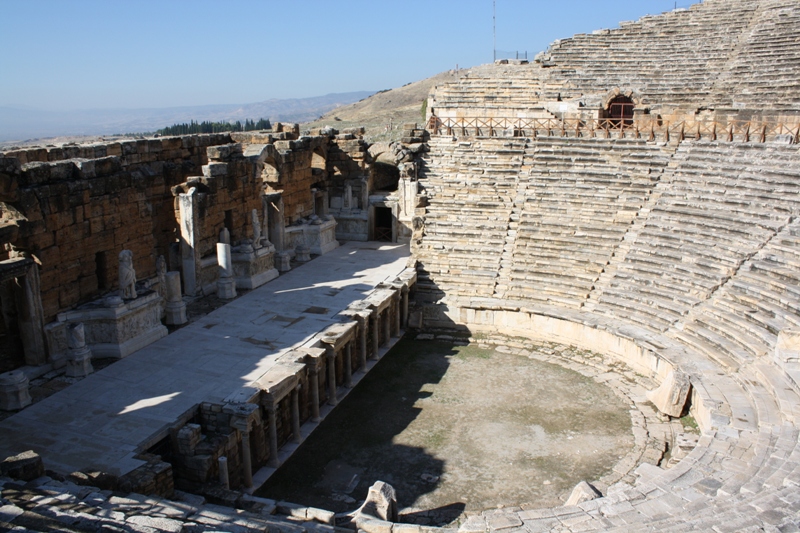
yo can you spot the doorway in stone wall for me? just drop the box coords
[374,207,393,242]
[607,95,634,126]
[0,285,24,373]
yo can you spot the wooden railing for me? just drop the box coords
[426,116,800,144]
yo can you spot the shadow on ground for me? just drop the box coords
[257,337,464,525]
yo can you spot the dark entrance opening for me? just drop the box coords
[0,284,24,373]
[607,95,634,127]
[374,207,393,242]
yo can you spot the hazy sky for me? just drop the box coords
[1,0,694,111]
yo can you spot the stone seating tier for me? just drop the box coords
[428,0,800,117]
[406,294,799,532]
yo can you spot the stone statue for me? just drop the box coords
[66,322,86,350]
[252,209,262,249]
[156,255,167,299]
[65,322,93,378]
[118,250,137,300]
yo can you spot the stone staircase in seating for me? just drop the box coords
[497,137,673,307]
[417,137,526,299]
[540,0,758,105]
[413,138,800,531]
[710,0,800,111]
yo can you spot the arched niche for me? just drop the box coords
[601,88,641,127]
[311,147,326,179]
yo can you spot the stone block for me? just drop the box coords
[177,424,203,456]
[646,370,691,418]
[355,481,398,522]
[1,450,45,481]
[775,329,800,372]
[565,481,602,506]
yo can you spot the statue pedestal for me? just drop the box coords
[232,244,279,290]
[285,218,340,258]
[52,290,168,359]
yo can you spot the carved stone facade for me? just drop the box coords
[0,126,403,368]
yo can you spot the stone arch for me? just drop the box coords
[601,88,640,127]
[252,144,281,185]
[311,147,326,179]
[601,87,642,109]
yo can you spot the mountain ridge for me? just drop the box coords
[0,91,375,143]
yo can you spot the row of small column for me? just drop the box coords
[229,267,416,487]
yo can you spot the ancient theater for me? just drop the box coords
[2,0,800,531]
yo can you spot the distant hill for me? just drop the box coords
[304,70,461,143]
[0,91,374,143]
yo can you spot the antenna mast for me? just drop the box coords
[493,0,497,62]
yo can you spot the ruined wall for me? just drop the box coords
[243,126,330,225]
[0,135,231,322]
[172,144,264,260]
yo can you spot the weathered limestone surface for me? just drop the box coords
[0,469,342,533]
[564,481,602,507]
[646,370,691,418]
[0,450,44,481]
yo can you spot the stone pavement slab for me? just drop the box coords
[0,242,409,477]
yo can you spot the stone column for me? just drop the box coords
[265,194,285,252]
[164,272,187,325]
[216,243,237,299]
[291,386,302,444]
[218,456,230,489]
[309,366,321,422]
[370,311,379,359]
[265,193,291,272]
[65,323,93,378]
[358,317,368,372]
[326,346,338,406]
[266,403,279,468]
[16,263,47,366]
[392,294,401,337]
[343,183,353,211]
[178,188,199,296]
[401,286,410,329]
[241,428,253,487]
[344,341,353,388]
[383,310,391,345]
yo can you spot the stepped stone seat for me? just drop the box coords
[416,117,800,529]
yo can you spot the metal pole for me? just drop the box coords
[493,0,496,62]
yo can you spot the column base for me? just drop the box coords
[217,278,237,300]
[276,252,292,273]
[0,370,32,411]
[65,347,94,378]
[165,301,188,325]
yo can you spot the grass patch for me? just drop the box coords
[454,345,491,360]
[680,415,700,433]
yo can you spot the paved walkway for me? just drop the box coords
[0,242,410,476]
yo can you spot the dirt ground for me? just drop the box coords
[257,337,633,525]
